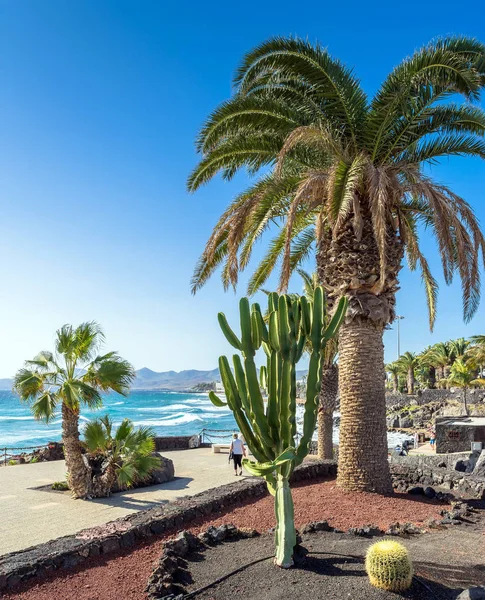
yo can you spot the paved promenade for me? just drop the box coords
[0,448,238,555]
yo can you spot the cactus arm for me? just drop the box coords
[274,474,296,568]
[251,310,262,349]
[300,295,312,337]
[217,313,243,350]
[259,365,267,391]
[278,359,292,453]
[277,296,291,359]
[239,297,255,357]
[266,353,279,442]
[244,354,275,449]
[323,296,348,342]
[252,303,269,343]
[233,354,252,417]
[242,446,296,476]
[208,391,227,407]
[268,311,280,352]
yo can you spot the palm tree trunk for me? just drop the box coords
[407,368,415,395]
[317,364,338,459]
[392,373,398,392]
[91,462,117,498]
[62,403,91,499]
[429,366,436,389]
[463,387,469,416]
[336,320,392,494]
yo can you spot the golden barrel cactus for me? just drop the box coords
[365,540,413,592]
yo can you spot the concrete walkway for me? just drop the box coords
[0,448,239,556]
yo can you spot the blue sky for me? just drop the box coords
[0,0,484,377]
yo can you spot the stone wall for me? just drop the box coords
[386,388,485,408]
[390,454,485,500]
[436,417,485,454]
[154,435,200,451]
[0,459,336,592]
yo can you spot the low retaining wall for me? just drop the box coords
[386,388,485,408]
[153,435,200,451]
[390,456,485,500]
[0,459,336,592]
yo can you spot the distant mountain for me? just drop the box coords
[0,368,308,392]
[0,379,12,391]
[132,368,220,391]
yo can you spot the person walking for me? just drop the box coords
[230,433,246,476]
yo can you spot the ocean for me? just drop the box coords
[0,390,238,449]
[0,390,411,450]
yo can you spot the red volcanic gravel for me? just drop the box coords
[6,478,444,600]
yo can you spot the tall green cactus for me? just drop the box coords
[209,287,347,568]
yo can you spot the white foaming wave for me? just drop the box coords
[0,416,34,421]
[133,414,203,427]
[137,404,191,413]
[108,401,125,406]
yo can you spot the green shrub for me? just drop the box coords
[8,459,17,466]
[52,481,69,491]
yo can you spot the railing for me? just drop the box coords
[1,445,48,466]
[199,428,303,445]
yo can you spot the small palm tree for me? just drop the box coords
[448,358,485,415]
[13,322,135,499]
[396,352,420,395]
[84,416,160,497]
[386,362,400,392]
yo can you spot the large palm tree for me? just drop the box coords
[13,322,135,499]
[396,351,420,395]
[188,37,485,493]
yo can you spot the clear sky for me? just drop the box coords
[1,0,484,377]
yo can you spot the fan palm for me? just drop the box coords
[189,37,485,493]
[13,322,135,499]
[84,416,160,498]
[396,352,420,395]
[386,362,400,392]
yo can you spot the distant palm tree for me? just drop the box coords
[386,362,400,392]
[13,323,135,499]
[428,342,455,382]
[448,358,485,415]
[449,337,471,361]
[397,352,420,395]
[418,346,437,389]
[189,37,485,493]
[469,335,485,376]
[84,416,160,498]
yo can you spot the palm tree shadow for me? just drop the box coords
[91,476,194,509]
[415,559,485,591]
